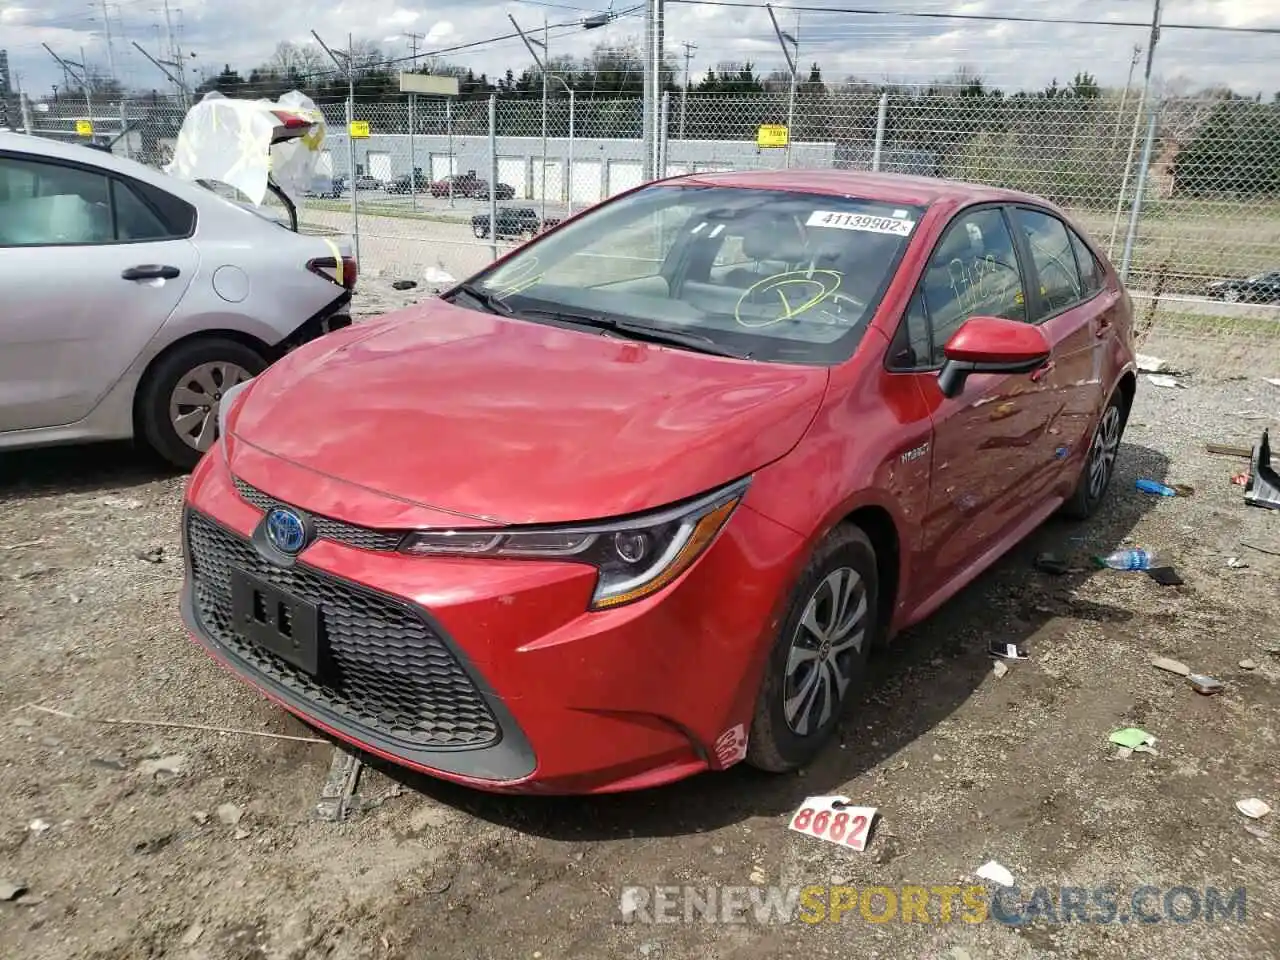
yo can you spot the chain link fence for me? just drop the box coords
[20,88,1280,367]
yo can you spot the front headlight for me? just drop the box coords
[216,378,254,446]
[399,477,750,610]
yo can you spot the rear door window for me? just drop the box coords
[1012,208,1084,317]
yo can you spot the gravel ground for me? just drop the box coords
[2,276,1280,959]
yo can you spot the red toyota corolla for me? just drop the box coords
[181,170,1136,794]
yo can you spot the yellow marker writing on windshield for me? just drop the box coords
[734,270,843,328]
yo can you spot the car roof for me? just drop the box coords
[666,168,1045,208]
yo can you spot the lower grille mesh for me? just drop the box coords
[186,510,499,748]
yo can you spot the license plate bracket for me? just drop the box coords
[230,568,320,675]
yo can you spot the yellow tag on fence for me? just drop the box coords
[75,120,93,137]
[349,120,370,139]
[757,124,789,148]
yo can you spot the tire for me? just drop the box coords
[745,524,879,773]
[1061,388,1128,520]
[474,223,487,239]
[1224,288,1241,303]
[137,338,268,470]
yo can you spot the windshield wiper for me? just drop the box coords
[449,282,517,317]
[519,308,751,360]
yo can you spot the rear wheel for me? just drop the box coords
[1061,389,1127,520]
[746,524,878,773]
[137,338,267,470]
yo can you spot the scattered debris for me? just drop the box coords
[137,754,189,778]
[133,832,174,855]
[424,266,457,286]
[975,860,1015,887]
[136,547,165,564]
[1146,374,1182,389]
[1171,483,1196,497]
[1232,471,1251,487]
[1135,354,1168,373]
[1034,552,1071,575]
[1146,566,1184,587]
[1244,824,1271,841]
[1,540,45,551]
[1136,478,1177,497]
[1151,657,1191,677]
[1098,548,1155,571]
[1243,429,1280,510]
[90,757,128,771]
[1240,659,1258,671]
[1188,674,1224,696]
[1225,557,1249,569]
[314,747,363,822]
[216,803,243,827]
[1240,540,1280,557]
[180,923,205,947]
[989,640,1029,660]
[192,810,210,825]
[233,828,251,841]
[992,661,1009,679]
[0,880,28,902]
[24,704,327,744]
[391,279,418,291]
[1265,378,1280,388]
[749,866,767,884]
[1207,443,1254,459]
[1236,798,1272,820]
[27,818,52,835]
[1109,728,1156,751]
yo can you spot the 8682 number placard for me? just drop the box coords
[787,796,878,852]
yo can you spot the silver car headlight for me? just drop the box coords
[399,477,750,610]
[216,378,254,447]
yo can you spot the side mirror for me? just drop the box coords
[937,316,1051,398]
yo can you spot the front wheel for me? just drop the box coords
[746,524,879,773]
[1061,389,1128,520]
[137,338,268,470]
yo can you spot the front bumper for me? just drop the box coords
[180,448,808,794]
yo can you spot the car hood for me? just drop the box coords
[228,300,829,526]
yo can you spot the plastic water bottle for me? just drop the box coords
[1100,548,1156,571]
[1136,479,1177,497]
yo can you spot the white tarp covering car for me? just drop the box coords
[165,90,326,214]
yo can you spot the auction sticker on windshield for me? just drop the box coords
[806,211,916,236]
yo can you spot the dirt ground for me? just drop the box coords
[3,278,1280,960]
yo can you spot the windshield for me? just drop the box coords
[460,183,925,363]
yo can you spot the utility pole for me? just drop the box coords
[767,3,800,169]
[99,0,119,84]
[1109,0,1162,256]
[1113,43,1143,143]
[510,13,553,220]
[404,30,425,210]
[678,41,696,141]
[313,30,360,265]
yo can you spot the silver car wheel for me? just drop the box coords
[1087,404,1122,501]
[783,567,868,736]
[168,361,252,453]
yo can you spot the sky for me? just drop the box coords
[3,0,1280,99]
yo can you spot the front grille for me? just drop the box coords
[186,510,500,748]
[233,477,404,552]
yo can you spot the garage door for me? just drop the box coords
[608,160,643,196]
[694,163,734,173]
[431,154,456,181]
[367,152,392,182]
[531,160,564,201]
[498,157,528,198]
[569,159,603,204]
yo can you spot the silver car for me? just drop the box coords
[0,132,356,469]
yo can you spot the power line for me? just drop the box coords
[665,0,1280,35]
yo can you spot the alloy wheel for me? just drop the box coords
[1087,404,1122,501]
[168,361,253,453]
[782,567,869,736]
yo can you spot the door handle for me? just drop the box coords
[122,264,180,281]
[1030,360,1055,382]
